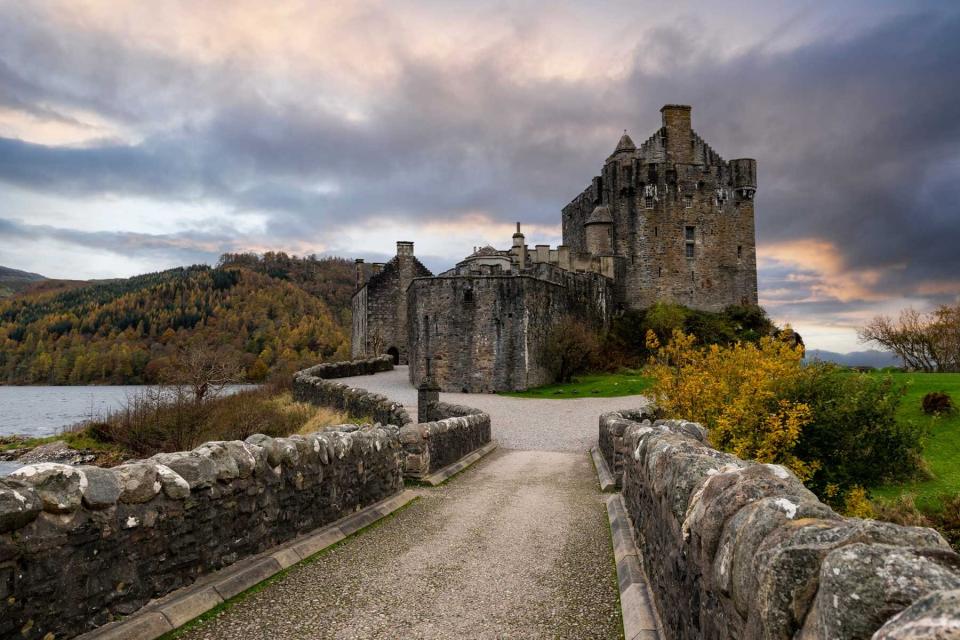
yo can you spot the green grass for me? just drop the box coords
[501,371,652,399]
[870,372,960,508]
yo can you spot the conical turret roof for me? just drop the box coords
[585,204,613,225]
[614,131,636,153]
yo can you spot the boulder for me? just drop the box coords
[873,588,960,639]
[750,518,952,639]
[0,478,42,532]
[9,463,84,513]
[155,464,190,499]
[809,543,960,640]
[76,465,122,509]
[150,451,217,490]
[114,463,161,504]
[193,442,239,481]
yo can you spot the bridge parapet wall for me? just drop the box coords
[0,425,403,640]
[293,355,412,427]
[294,358,491,480]
[605,410,960,640]
[400,403,491,479]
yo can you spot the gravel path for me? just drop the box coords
[337,366,649,452]
[179,367,647,639]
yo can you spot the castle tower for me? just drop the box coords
[560,104,758,312]
[584,205,613,254]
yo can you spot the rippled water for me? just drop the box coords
[0,385,253,476]
[0,385,253,438]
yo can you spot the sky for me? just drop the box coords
[1,0,958,352]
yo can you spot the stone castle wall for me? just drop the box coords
[0,426,403,640]
[407,272,613,393]
[351,252,433,364]
[601,411,960,639]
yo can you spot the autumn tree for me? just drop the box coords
[859,304,960,372]
[162,341,243,404]
[544,317,600,383]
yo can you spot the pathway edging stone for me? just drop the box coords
[607,493,663,640]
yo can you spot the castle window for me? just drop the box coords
[684,195,693,208]
[464,288,474,304]
[685,226,695,258]
[737,245,743,260]
[645,195,654,209]
[654,225,658,237]
[658,266,662,278]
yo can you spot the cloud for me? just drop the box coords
[0,1,959,351]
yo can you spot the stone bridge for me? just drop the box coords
[1,357,958,639]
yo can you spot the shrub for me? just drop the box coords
[787,364,923,499]
[874,494,960,551]
[80,386,348,457]
[603,303,776,367]
[646,330,924,504]
[544,317,600,383]
[646,329,816,479]
[922,391,955,415]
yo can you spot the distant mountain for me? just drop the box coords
[0,265,46,298]
[0,257,353,385]
[805,349,901,369]
[0,266,46,281]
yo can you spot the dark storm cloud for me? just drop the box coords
[0,218,226,266]
[0,4,959,321]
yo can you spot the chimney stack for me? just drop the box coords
[396,241,414,257]
[661,104,693,164]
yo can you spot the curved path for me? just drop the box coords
[178,367,648,639]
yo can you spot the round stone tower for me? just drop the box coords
[584,204,613,254]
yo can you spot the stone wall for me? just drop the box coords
[606,411,960,640]
[298,354,394,380]
[0,426,403,640]
[400,403,491,479]
[407,272,613,392]
[294,359,491,480]
[293,357,412,427]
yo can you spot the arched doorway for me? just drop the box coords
[386,346,400,365]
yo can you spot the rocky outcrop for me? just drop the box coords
[609,412,960,640]
[0,425,403,640]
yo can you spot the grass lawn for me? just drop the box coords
[871,372,960,508]
[501,371,652,399]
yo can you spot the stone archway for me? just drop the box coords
[386,346,400,365]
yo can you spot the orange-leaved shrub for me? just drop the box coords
[645,329,925,509]
[645,329,816,480]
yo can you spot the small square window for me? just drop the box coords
[685,243,695,258]
[684,195,693,208]
[685,226,695,241]
[645,196,654,209]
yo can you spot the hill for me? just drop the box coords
[0,263,351,384]
[805,348,900,369]
[0,265,47,298]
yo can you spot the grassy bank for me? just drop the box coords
[502,371,652,399]
[2,387,356,465]
[870,372,960,508]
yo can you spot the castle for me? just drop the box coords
[351,105,758,392]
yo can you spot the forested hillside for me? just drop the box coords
[218,253,355,327]
[0,262,351,384]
